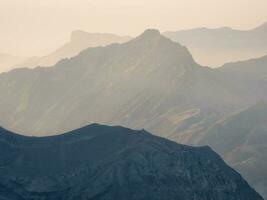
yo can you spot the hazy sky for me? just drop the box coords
[1,0,267,57]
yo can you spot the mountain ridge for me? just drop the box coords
[14,31,132,69]
[0,123,263,200]
[164,22,267,66]
[0,29,266,198]
[0,29,265,135]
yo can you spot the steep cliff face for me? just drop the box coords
[0,124,263,200]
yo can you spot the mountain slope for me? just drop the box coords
[218,54,267,81]
[16,30,131,68]
[0,29,257,136]
[164,22,267,66]
[0,124,263,200]
[214,55,267,102]
[0,29,266,198]
[198,102,267,199]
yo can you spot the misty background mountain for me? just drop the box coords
[164,22,267,66]
[1,22,267,73]
[16,31,131,69]
[0,31,131,73]
[0,124,263,200]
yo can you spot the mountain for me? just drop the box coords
[0,30,266,197]
[218,54,267,81]
[0,53,26,72]
[0,123,263,200]
[197,102,267,199]
[0,29,260,136]
[164,22,267,66]
[16,30,131,68]
[215,55,267,102]
[0,29,200,135]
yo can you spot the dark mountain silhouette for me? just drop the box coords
[164,22,267,66]
[0,124,263,200]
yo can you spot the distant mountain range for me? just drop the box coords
[0,124,263,200]
[164,22,267,66]
[2,22,267,72]
[0,31,131,73]
[0,30,266,198]
[0,53,25,72]
[15,30,131,69]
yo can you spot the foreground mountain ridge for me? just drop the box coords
[0,123,263,200]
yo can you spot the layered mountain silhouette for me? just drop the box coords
[164,22,267,66]
[0,29,266,197]
[0,124,263,200]
[15,31,131,69]
[0,29,265,135]
[2,22,267,72]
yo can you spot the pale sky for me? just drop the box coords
[1,0,267,57]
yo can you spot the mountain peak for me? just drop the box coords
[137,29,161,40]
[70,30,88,41]
[142,29,161,35]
